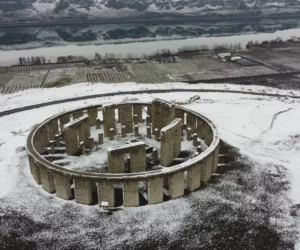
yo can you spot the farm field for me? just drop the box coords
[86,65,136,83]
[1,48,300,94]
[0,62,87,73]
[43,68,87,87]
[241,49,300,72]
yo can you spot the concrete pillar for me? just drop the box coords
[117,108,121,122]
[147,126,151,138]
[130,145,146,173]
[168,171,184,199]
[119,104,133,133]
[148,177,163,204]
[147,105,152,120]
[55,134,60,147]
[201,156,212,183]
[87,137,95,150]
[124,181,139,207]
[48,119,59,140]
[197,118,205,140]
[54,173,72,200]
[154,128,159,141]
[193,133,198,147]
[34,125,49,152]
[103,107,116,138]
[88,108,98,126]
[39,166,55,193]
[197,145,202,153]
[187,163,201,192]
[60,114,70,135]
[152,148,158,164]
[109,128,115,141]
[133,105,143,122]
[28,154,34,175]
[152,98,175,133]
[108,152,124,173]
[175,109,184,122]
[78,119,91,145]
[50,140,55,154]
[146,115,151,127]
[133,114,138,126]
[74,178,93,205]
[181,124,185,136]
[134,125,139,137]
[80,141,85,155]
[212,144,219,173]
[126,156,130,172]
[186,112,197,133]
[31,159,41,184]
[160,118,182,167]
[187,127,192,141]
[98,181,115,207]
[206,126,214,146]
[121,126,126,138]
[96,118,101,129]
[98,133,103,145]
[173,119,182,158]
[73,110,83,120]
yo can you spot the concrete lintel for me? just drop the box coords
[63,115,89,130]
[108,141,145,156]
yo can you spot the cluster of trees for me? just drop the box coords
[94,52,125,61]
[18,55,90,66]
[213,42,242,51]
[178,45,209,53]
[57,55,88,63]
[18,56,49,66]
[246,37,283,49]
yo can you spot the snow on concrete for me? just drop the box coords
[0,83,300,248]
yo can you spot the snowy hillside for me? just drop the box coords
[0,82,300,249]
[0,0,300,22]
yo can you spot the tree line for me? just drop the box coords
[18,56,49,66]
[18,55,89,66]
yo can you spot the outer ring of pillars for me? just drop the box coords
[27,102,220,207]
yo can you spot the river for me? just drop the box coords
[0,18,300,66]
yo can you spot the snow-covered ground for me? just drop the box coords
[0,82,300,249]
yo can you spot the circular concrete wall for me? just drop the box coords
[27,100,220,207]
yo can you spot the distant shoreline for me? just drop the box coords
[1,13,300,28]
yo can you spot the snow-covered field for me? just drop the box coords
[0,82,300,249]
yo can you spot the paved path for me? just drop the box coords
[0,89,299,118]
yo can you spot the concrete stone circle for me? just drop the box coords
[27,98,220,207]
